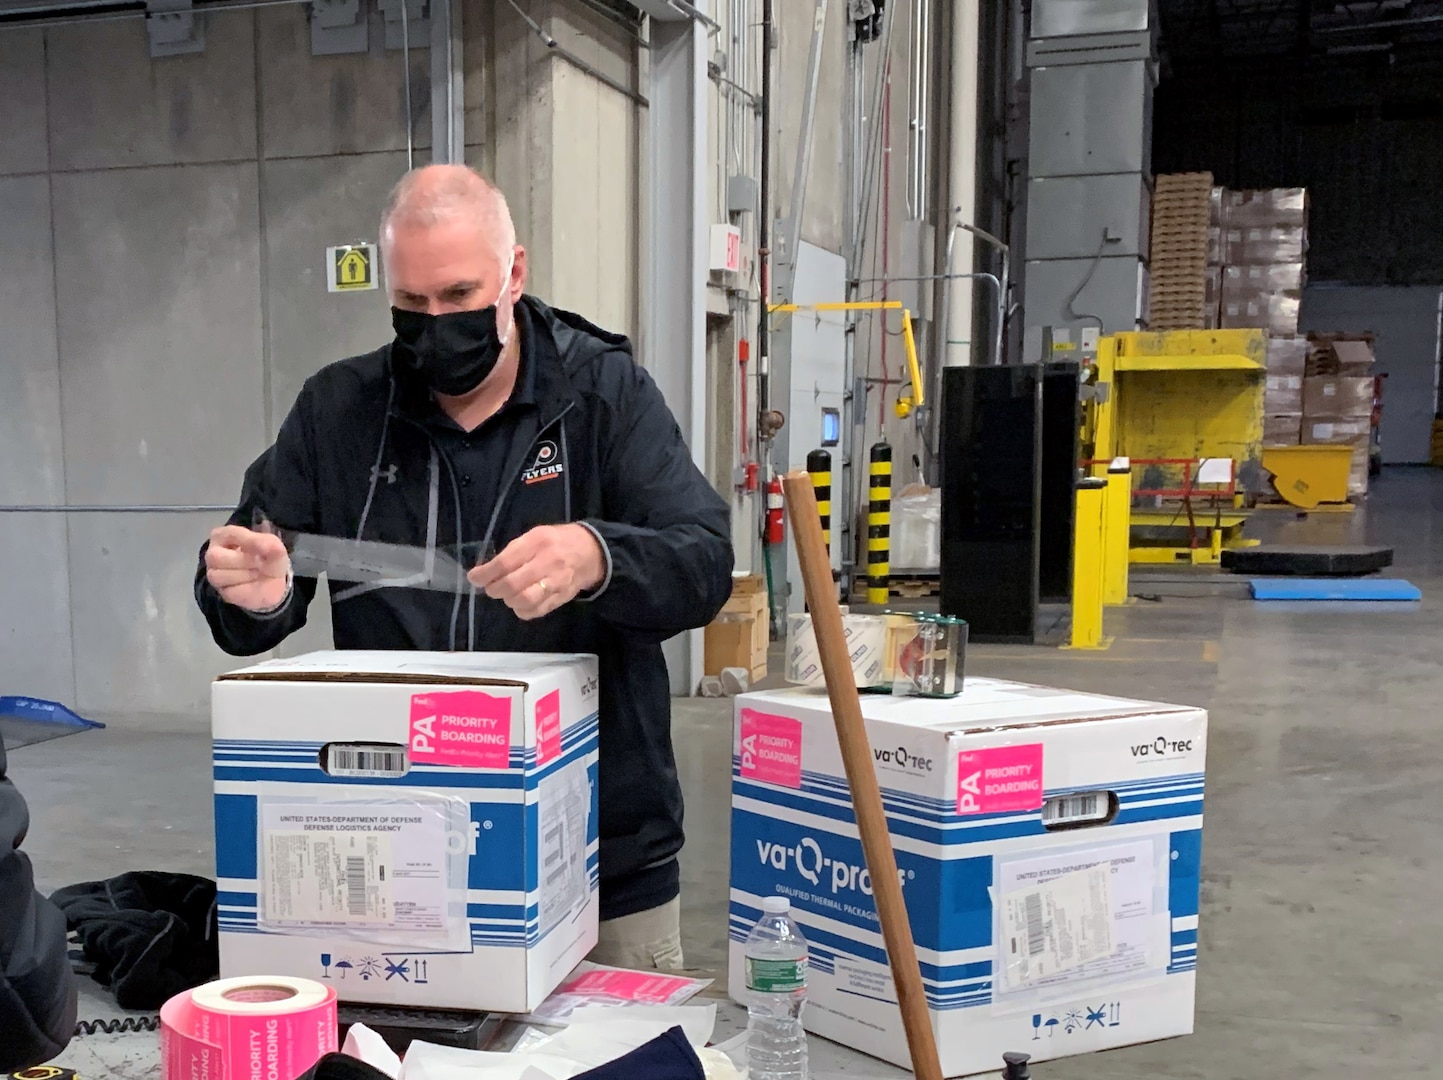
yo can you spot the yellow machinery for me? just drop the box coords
[1260,444,1353,509]
[1083,329,1267,566]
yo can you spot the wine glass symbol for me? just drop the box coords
[320,953,333,978]
[1032,1014,1042,1041]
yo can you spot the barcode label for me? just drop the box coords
[1042,792,1110,826]
[536,764,591,933]
[1024,892,1045,957]
[543,821,569,890]
[346,856,367,915]
[324,744,409,778]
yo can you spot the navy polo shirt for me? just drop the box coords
[417,305,540,553]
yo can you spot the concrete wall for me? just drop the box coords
[0,2,640,716]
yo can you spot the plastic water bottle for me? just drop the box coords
[745,896,809,1080]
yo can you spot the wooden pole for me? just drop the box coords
[781,470,944,1080]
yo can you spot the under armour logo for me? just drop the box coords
[371,463,399,485]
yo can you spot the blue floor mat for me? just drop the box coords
[1250,578,1422,601]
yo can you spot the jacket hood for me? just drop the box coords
[523,295,633,370]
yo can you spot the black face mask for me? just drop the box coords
[391,304,512,398]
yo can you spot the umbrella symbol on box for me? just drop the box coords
[334,960,354,979]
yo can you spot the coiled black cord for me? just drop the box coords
[74,1015,161,1036]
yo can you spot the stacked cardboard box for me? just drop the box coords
[1218,188,1307,337]
[1300,335,1375,496]
[1203,187,1224,328]
[705,575,770,682]
[1147,172,1214,330]
[1263,336,1308,444]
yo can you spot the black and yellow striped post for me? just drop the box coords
[867,442,892,604]
[807,449,832,555]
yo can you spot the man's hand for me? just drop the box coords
[468,524,605,621]
[205,525,292,612]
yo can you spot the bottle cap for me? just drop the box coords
[1001,1051,1031,1079]
[762,896,790,914]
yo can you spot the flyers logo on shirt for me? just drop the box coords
[522,440,564,485]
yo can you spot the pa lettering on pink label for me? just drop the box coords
[738,708,803,790]
[956,743,1044,815]
[409,690,513,770]
[536,689,562,766]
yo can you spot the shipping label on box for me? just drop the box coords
[729,681,1206,1077]
[1304,420,1369,444]
[213,652,600,1012]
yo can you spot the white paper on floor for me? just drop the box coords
[344,1004,718,1080]
[343,1023,403,1079]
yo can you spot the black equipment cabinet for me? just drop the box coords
[939,365,1044,643]
[1038,362,1081,602]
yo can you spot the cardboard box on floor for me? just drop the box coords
[213,651,600,1012]
[729,679,1206,1078]
[706,574,769,682]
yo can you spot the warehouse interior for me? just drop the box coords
[2,0,1442,1076]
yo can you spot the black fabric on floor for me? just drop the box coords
[50,871,217,1010]
[573,1026,706,1080]
[296,1053,394,1080]
[296,1027,706,1080]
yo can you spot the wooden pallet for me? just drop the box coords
[851,575,941,599]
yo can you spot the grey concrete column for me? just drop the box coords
[646,12,709,695]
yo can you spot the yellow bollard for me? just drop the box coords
[1066,478,1112,650]
[1102,457,1132,606]
[867,443,892,605]
[807,449,832,554]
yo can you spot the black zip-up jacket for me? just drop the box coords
[0,740,77,1071]
[195,297,734,920]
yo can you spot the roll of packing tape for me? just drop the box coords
[786,613,887,688]
[161,975,338,1080]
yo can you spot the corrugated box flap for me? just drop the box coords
[216,650,594,686]
[752,678,1201,734]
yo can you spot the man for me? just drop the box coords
[1,739,77,1070]
[195,165,733,970]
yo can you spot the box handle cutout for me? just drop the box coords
[319,741,411,778]
[1041,790,1117,830]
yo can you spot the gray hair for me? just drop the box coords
[379,165,517,264]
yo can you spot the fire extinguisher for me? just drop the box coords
[765,475,785,545]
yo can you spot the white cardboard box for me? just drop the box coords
[214,651,600,1012]
[728,679,1206,1077]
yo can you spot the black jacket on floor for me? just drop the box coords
[0,741,76,1071]
[51,871,217,1011]
[194,297,733,920]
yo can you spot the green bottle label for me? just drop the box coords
[746,956,808,993]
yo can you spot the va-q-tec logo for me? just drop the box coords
[756,835,912,896]
[1130,736,1195,758]
[873,744,934,772]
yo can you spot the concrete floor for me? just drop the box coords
[15,467,1443,1078]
